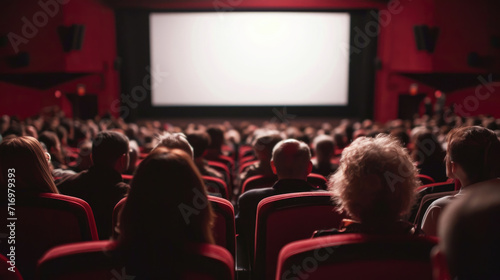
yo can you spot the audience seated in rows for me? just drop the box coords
[57,131,130,240]
[421,126,500,236]
[2,108,500,278]
[432,181,500,280]
[314,135,422,237]
[237,139,323,254]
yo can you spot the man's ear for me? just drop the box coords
[431,247,452,280]
[271,160,277,175]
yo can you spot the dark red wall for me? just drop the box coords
[0,0,118,119]
[1,0,499,121]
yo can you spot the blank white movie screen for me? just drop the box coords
[150,12,350,106]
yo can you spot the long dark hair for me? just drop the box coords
[0,136,58,194]
[115,147,215,278]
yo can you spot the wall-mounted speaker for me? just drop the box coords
[58,24,86,52]
[7,52,30,68]
[467,52,492,68]
[413,25,439,53]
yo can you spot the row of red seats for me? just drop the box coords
[0,192,236,279]
[2,181,448,279]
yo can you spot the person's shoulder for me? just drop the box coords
[240,187,276,201]
[238,188,276,210]
[56,169,87,187]
[56,170,89,195]
[429,194,457,209]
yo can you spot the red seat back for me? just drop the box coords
[306,173,328,189]
[0,253,23,280]
[203,176,229,199]
[414,191,458,230]
[254,192,345,280]
[0,193,98,280]
[238,159,258,174]
[239,155,257,165]
[408,179,455,223]
[120,174,133,184]
[238,145,253,159]
[111,196,236,257]
[417,174,436,185]
[207,160,233,195]
[241,175,277,193]
[242,174,327,193]
[37,241,234,280]
[276,234,438,280]
[208,196,236,258]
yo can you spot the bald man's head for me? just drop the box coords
[271,139,312,180]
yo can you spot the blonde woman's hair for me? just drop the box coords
[329,134,420,224]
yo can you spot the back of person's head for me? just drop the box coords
[154,132,193,159]
[55,125,68,146]
[333,132,348,149]
[38,130,59,152]
[446,126,500,185]
[0,136,58,193]
[186,131,210,158]
[125,123,139,141]
[39,130,63,163]
[206,125,224,150]
[271,139,312,180]
[433,183,500,280]
[252,131,283,162]
[117,148,215,276]
[76,140,93,171]
[2,119,23,138]
[412,131,445,165]
[329,134,419,225]
[312,134,335,162]
[92,131,129,170]
[0,115,9,134]
[390,128,410,147]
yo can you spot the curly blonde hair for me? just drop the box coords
[329,134,420,224]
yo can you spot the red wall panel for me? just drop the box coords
[1,0,498,121]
